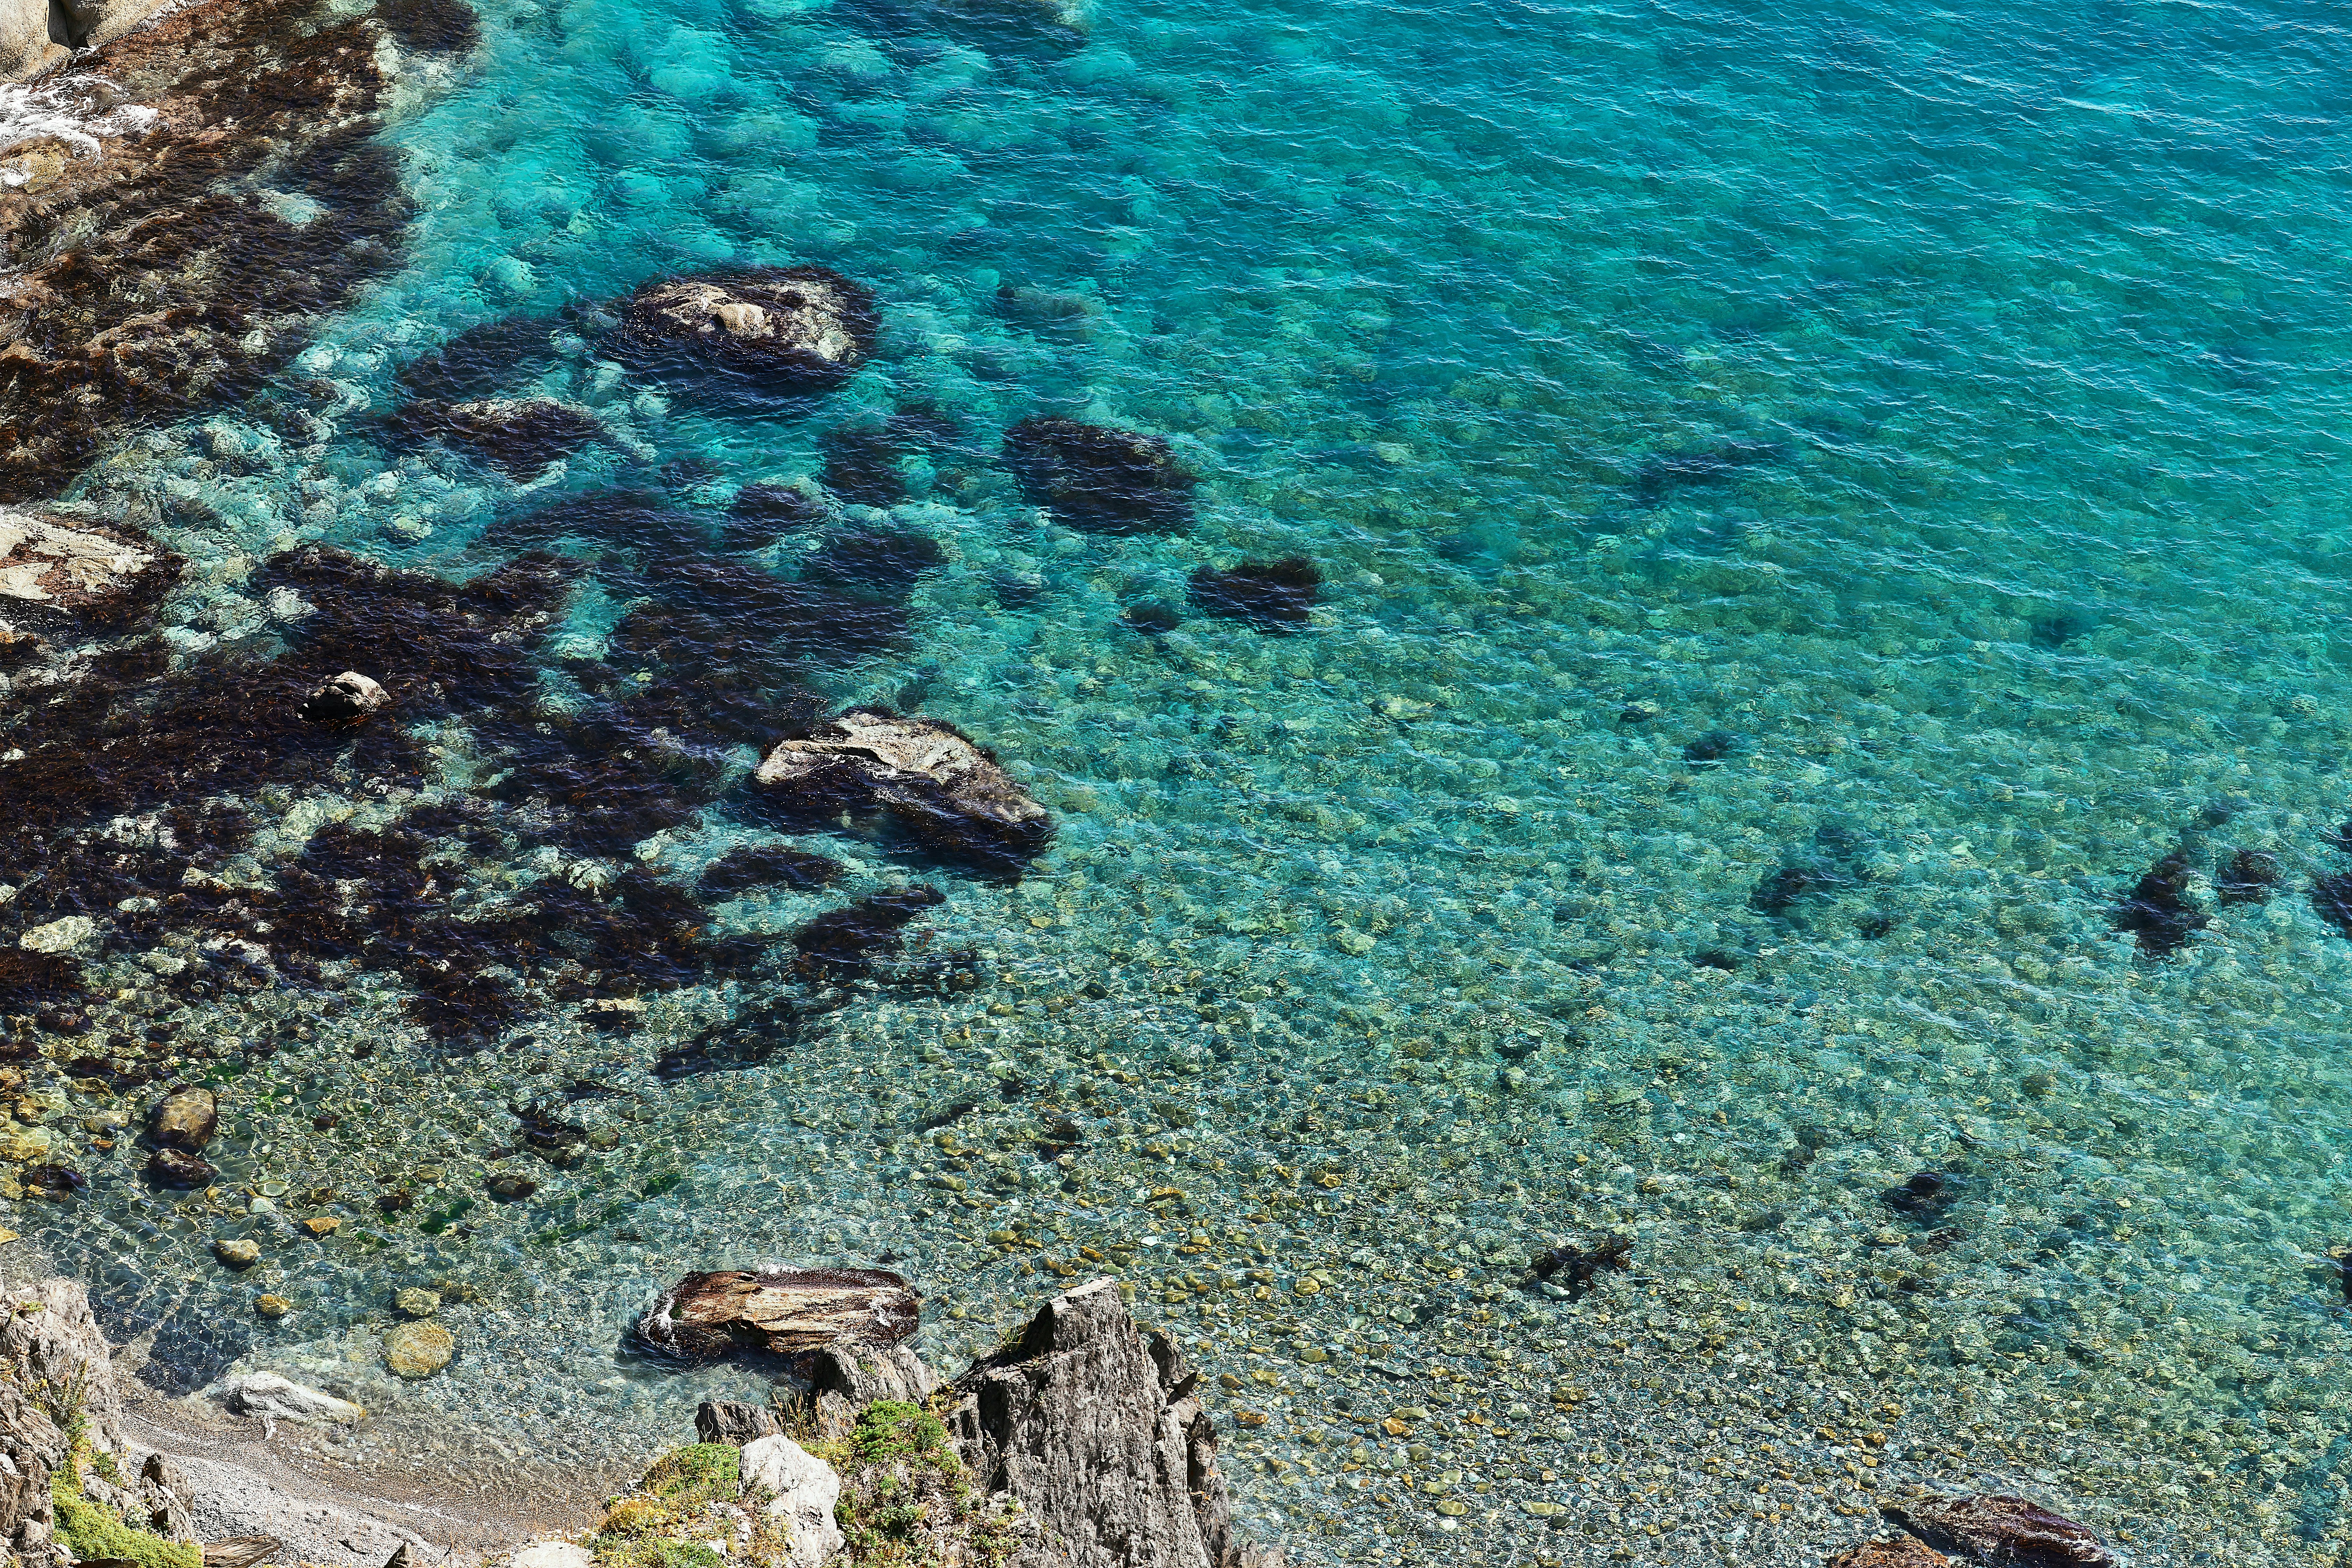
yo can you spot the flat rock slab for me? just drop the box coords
[0,511,164,615]
[635,1267,919,1363]
[756,709,1050,871]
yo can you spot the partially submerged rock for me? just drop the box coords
[945,1276,1276,1568]
[740,1436,843,1568]
[222,1372,366,1426]
[1002,417,1195,534]
[632,1267,919,1365]
[755,708,1052,875]
[613,267,878,390]
[147,1084,217,1151]
[1880,1494,2114,1568]
[0,510,175,623]
[300,671,389,724]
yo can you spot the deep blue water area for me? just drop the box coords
[11,0,2352,1560]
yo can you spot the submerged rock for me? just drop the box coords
[740,1436,844,1568]
[632,1267,920,1365]
[2110,846,2206,958]
[223,1372,366,1425]
[755,708,1052,875]
[146,1149,215,1188]
[945,1276,1276,1568]
[1002,417,1195,534]
[2215,847,2282,905]
[1828,1540,1949,1568]
[213,1239,260,1270]
[1880,1494,2113,1568]
[382,1320,455,1379]
[613,267,878,390]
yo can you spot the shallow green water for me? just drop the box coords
[12,0,2352,1559]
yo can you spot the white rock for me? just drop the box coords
[741,1435,844,1568]
[511,1544,594,1568]
[223,1372,367,1425]
[19,916,94,954]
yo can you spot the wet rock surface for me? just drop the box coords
[384,398,610,479]
[0,509,176,622]
[633,1266,921,1364]
[1828,1538,1951,1568]
[756,708,1052,875]
[1880,1493,2114,1567]
[612,267,878,390]
[0,0,410,502]
[945,1277,1275,1568]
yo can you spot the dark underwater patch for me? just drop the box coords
[1002,417,1195,534]
[1188,557,1320,633]
[2110,846,2206,959]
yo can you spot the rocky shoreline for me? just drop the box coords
[0,1264,2135,1568]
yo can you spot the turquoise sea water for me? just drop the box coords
[18,0,2352,1560]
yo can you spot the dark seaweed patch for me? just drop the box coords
[2111,847,2206,958]
[385,399,607,479]
[0,952,86,1011]
[1002,417,1194,534]
[791,886,944,976]
[800,527,943,601]
[376,0,481,53]
[1628,438,1783,505]
[1681,729,1743,768]
[395,315,569,403]
[723,484,826,553]
[1189,557,1320,634]
[697,844,845,900]
[2312,871,2352,940]
[820,427,911,507]
[2216,848,2282,907]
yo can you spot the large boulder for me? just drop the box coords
[0,0,65,80]
[613,267,878,391]
[755,708,1051,876]
[632,1267,921,1366]
[944,1278,1278,1568]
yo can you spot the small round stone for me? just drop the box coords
[394,1287,441,1318]
[384,1320,455,1379]
[254,1294,292,1321]
[213,1238,260,1269]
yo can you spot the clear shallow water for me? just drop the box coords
[14,0,2352,1559]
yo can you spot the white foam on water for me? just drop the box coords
[0,77,156,182]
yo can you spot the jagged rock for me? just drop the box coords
[945,1277,1278,1568]
[613,267,878,390]
[0,618,47,667]
[755,709,1051,876]
[148,1084,218,1150]
[634,1267,919,1365]
[0,1280,194,1567]
[1829,1540,1950,1568]
[300,672,388,724]
[1881,1494,2113,1567]
[1002,417,1195,534]
[0,511,174,622]
[740,1436,844,1568]
[803,1340,936,1442]
[693,1400,785,1446]
[222,1373,366,1426]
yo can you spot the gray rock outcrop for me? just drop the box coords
[945,1277,1278,1568]
[0,1278,195,1564]
[0,508,173,622]
[0,0,66,80]
[693,1400,787,1446]
[739,1436,843,1568]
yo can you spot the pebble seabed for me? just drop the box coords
[7,0,2352,1562]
